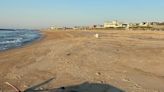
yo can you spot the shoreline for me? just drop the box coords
[0,30,44,54]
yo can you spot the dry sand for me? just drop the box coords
[1,30,164,92]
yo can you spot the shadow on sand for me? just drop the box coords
[23,78,124,92]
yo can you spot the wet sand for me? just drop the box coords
[1,30,164,92]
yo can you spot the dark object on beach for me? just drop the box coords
[60,87,66,90]
[66,53,71,56]
[4,78,124,92]
[50,82,124,92]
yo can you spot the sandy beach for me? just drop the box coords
[1,30,164,92]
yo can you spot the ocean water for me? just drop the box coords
[0,29,41,51]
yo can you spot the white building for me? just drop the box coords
[50,26,55,30]
[104,20,124,28]
[139,22,150,27]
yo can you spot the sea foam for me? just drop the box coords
[0,29,41,51]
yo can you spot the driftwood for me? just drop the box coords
[5,82,22,92]
[4,78,54,92]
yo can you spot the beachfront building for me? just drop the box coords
[104,20,127,28]
[73,26,90,30]
[139,22,151,27]
[49,26,62,30]
[129,23,140,28]
[122,24,129,28]
[159,22,164,25]
[49,26,74,30]
[139,22,159,27]
[50,26,55,30]
[92,25,104,29]
[150,22,159,26]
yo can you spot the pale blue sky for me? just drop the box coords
[0,0,163,29]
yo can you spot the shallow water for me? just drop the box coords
[0,29,41,51]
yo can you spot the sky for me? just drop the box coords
[0,0,164,29]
